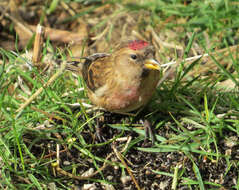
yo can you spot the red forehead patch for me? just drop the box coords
[128,40,149,50]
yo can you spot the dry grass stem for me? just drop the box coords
[112,143,141,190]
[148,26,183,51]
[56,153,113,180]
[33,24,45,66]
[0,6,33,37]
[16,61,67,114]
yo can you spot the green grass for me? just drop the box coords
[0,0,239,189]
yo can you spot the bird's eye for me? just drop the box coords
[130,54,137,60]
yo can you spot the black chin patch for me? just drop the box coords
[141,68,150,78]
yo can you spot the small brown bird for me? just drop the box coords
[68,40,163,142]
[69,40,161,112]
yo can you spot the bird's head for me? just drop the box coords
[113,40,160,77]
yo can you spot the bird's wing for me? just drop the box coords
[82,53,112,92]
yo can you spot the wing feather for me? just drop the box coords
[82,53,113,92]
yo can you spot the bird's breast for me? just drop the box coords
[87,83,140,111]
[88,70,159,113]
[106,84,142,112]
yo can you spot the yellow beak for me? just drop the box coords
[144,59,161,70]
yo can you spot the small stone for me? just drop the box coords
[145,170,151,175]
[106,175,113,180]
[63,161,71,166]
[82,168,94,177]
[102,183,116,190]
[48,182,56,190]
[216,113,225,118]
[82,184,97,190]
[160,180,169,190]
[224,136,238,148]
[151,181,160,189]
[120,175,131,184]
[225,149,231,156]
[73,185,80,190]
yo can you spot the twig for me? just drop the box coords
[30,106,66,122]
[148,25,183,51]
[43,148,67,159]
[91,24,110,41]
[0,4,10,21]
[157,53,209,87]
[158,44,239,86]
[16,61,67,114]
[56,152,113,180]
[0,6,33,37]
[119,136,132,152]
[60,1,76,16]
[112,143,141,190]
[172,164,179,190]
[56,144,60,166]
[160,53,209,68]
[161,43,239,68]
[33,24,45,66]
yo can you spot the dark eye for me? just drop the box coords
[130,54,137,60]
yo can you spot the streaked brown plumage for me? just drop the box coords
[68,40,161,113]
